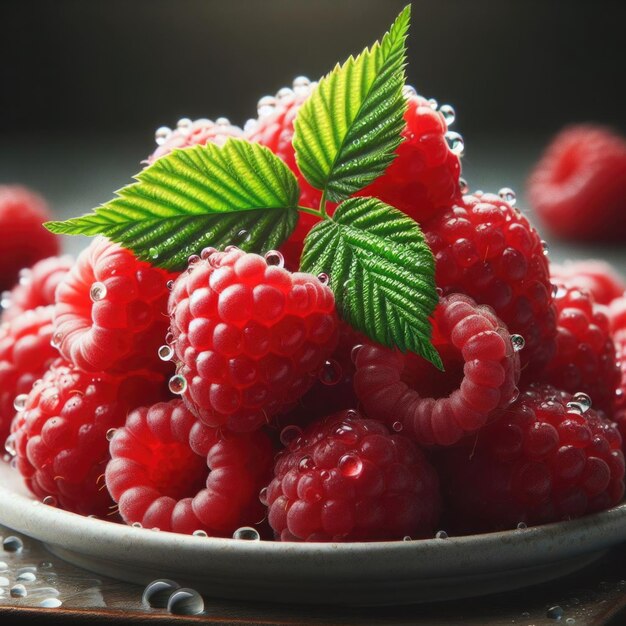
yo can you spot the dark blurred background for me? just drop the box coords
[1,0,625,260]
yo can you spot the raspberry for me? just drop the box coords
[147,117,243,165]
[2,255,73,322]
[54,237,176,373]
[266,410,441,541]
[353,293,521,446]
[0,306,59,444]
[550,260,625,306]
[528,125,626,241]
[424,192,557,374]
[0,186,60,291]
[105,400,273,535]
[436,385,625,534]
[168,247,339,432]
[9,360,166,516]
[539,284,619,415]
[612,332,626,451]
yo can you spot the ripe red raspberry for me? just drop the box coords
[266,410,441,541]
[528,125,626,241]
[550,260,625,306]
[424,192,557,374]
[54,237,176,373]
[436,385,625,534]
[168,247,339,432]
[9,360,166,517]
[539,284,619,415]
[2,255,73,323]
[0,306,59,444]
[612,331,626,451]
[0,186,60,291]
[353,293,521,447]
[106,399,273,535]
[147,117,243,164]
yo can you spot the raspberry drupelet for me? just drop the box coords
[436,385,625,534]
[54,237,177,373]
[353,293,521,447]
[9,360,167,517]
[105,400,273,535]
[266,410,441,541]
[168,247,339,432]
[423,191,557,375]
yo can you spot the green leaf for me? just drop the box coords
[300,197,442,369]
[293,5,410,203]
[45,139,300,270]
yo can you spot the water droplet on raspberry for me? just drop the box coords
[132,522,143,528]
[168,375,187,395]
[13,394,28,411]
[158,345,174,361]
[143,579,181,608]
[333,423,358,445]
[42,496,57,507]
[201,246,217,260]
[4,435,16,457]
[243,118,258,133]
[338,453,363,477]
[0,291,11,310]
[257,95,277,118]
[572,392,592,412]
[509,388,520,404]
[435,530,448,539]
[3,536,23,552]
[192,530,208,538]
[10,584,27,598]
[392,421,403,432]
[232,527,260,541]
[280,425,302,447]
[345,409,358,420]
[428,98,438,110]
[403,535,412,541]
[176,118,192,135]
[187,254,200,266]
[459,177,469,194]
[18,268,32,285]
[276,86,294,101]
[317,273,330,285]
[350,344,363,364]
[89,282,107,302]
[167,588,204,615]
[511,334,525,352]
[445,131,464,156]
[166,280,175,291]
[155,126,172,146]
[516,521,528,530]
[105,428,117,442]
[439,104,455,126]
[546,606,564,621]
[319,359,342,385]
[215,117,231,128]
[258,487,268,506]
[498,187,517,206]
[403,85,417,98]
[298,456,315,472]
[150,527,160,532]
[541,240,550,255]
[292,75,311,96]
[50,331,63,350]
[264,250,284,268]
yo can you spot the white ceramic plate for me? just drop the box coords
[1,462,625,606]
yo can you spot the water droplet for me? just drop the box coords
[317,272,330,285]
[565,619,576,625]
[232,527,260,541]
[511,334,525,352]
[0,576,9,586]
[542,240,550,255]
[428,98,438,110]
[319,359,342,385]
[276,86,294,101]
[392,421,403,432]
[0,291,11,310]
[201,246,217,260]
[333,423,358,445]
[151,527,160,532]
[403,85,417,98]
[498,187,517,206]
[155,126,172,146]
[435,530,449,539]
[166,281,175,293]
[105,428,117,441]
[459,178,469,194]
[243,118,258,133]
[445,131,464,156]
[158,345,174,361]
[51,331,63,349]
[350,344,363,364]
[89,282,107,302]
[42,496,57,507]
[338,453,363,478]
[40,597,62,608]
[3,536,23,553]
[215,117,231,128]
[259,487,268,506]
[17,571,36,582]
[13,393,28,411]
[187,254,200,267]
[572,392,592,412]
[168,587,205,615]
[439,104,455,126]
[292,76,311,96]
[0,562,8,572]
[516,521,528,530]
[547,605,564,620]
[237,229,250,243]
[10,584,27,598]
[149,247,159,259]
[132,522,143,528]
[168,374,187,395]
[299,456,315,472]
[18,268,32,285]
[279,425,302,447]
[264,250,284,268]
[192,530,208,537]
[143,579,181,608]
[257,95,277,118]
[176,117,192,134]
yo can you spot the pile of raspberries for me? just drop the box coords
[2,77,626,542]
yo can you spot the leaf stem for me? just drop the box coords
[319,190,328,218]
[297,206,324,218]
